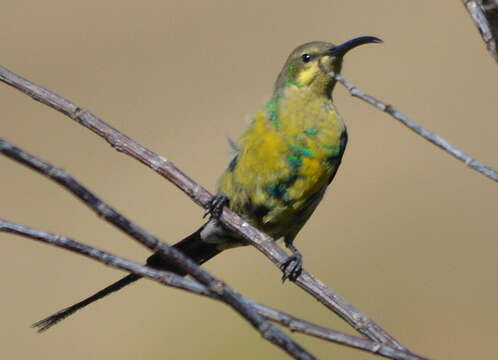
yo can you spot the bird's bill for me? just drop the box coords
[329,36,382,57]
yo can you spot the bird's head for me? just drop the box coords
[274,36,382,97]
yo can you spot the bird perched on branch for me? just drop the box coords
[34,36,382,332]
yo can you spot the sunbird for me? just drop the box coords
[34,36,382,332]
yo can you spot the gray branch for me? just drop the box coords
[462,0,498,63]
[0,219,429,360]
[329,72,498,182]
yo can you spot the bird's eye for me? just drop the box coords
[301,53,312,63]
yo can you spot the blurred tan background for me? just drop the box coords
[1,1,496,359]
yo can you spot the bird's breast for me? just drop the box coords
[217,90,347,238]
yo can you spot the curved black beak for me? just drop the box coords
[329,36,382,57]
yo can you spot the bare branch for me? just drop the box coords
[0,138,315,360]
[0,65,406,349]
[462,0,498,62]
[330,72,498,182]
[0,219,430,360]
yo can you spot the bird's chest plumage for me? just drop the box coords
[217,87,347,239]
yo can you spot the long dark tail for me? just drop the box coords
[33,227,221,332]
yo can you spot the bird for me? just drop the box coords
[33,36,382,332]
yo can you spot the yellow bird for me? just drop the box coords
[34,36,382,332]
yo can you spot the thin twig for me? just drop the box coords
[329,72,498,182]
[462,0,498,63]
[0,64,406,350]
[0,139,315,360]
[0,219,430,360]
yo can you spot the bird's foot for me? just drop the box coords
[280,251,303,282]
[203,193,229,219]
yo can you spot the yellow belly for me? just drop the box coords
[217,86,347,240]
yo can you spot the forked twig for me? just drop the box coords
[0,219,429,360]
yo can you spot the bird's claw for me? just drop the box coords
[203,193,229,219]
[280,252,303,282]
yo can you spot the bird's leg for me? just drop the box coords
[203,193,229,219]
[280,238,303,282]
